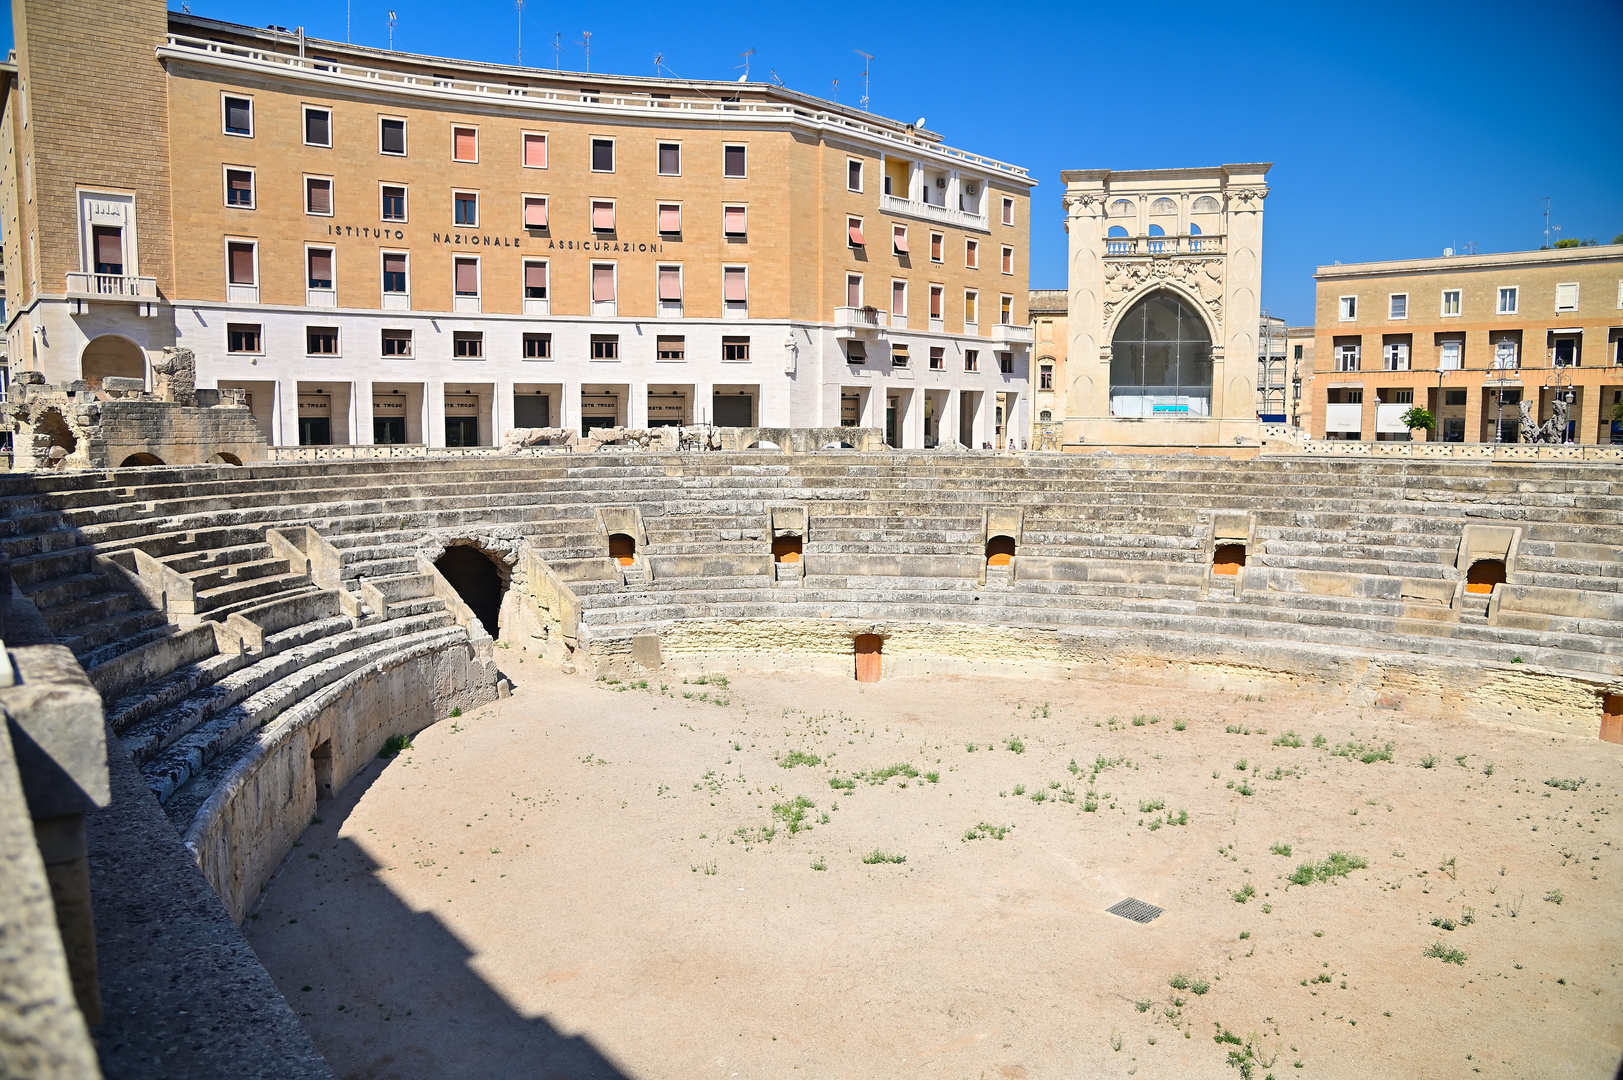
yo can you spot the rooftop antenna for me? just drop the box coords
[515,0,523,65]
[769,69,784,87]
[1541,196,1559,248]
[854,49,872,111]
[553,32,562,70]
[736,48,754,82]
[388,11,396,51]
[580,30,592,73]
[654,52,662,74]
[346,0,351,43]
[830,77,838,103]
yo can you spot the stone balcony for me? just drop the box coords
[879,193,988,232]
[1103,234,1227,257]
[65,272,161,317]
[990,323,1034,347]
[834,306,889,340]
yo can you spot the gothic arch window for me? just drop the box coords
[1150,197,1177,215]
[1192,195,1220,214]
[1107,225,1129,238]
[1109,290,1213,418]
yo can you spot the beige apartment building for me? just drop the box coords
[1309,246,1623,444]
[1,0,1034,450]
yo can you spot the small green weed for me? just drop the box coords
[1312,734,1327,748]
[1270,842,1292,857]
[1419,754,1439,769]
[1004,736,1026,754]
[1232,882,1256,903]
[1544,889,1564,905]
[810,857,826,871]
[1138,797,1166,813]
[778,750,822,768]
[379,734,413,758]
[771,796,816,834]
[862,849,906,865]
[1423,941,1467,965]
[1332,740,1394,764]
[963,822,1011,841]
[1169,972,1191,990]
[828,776,856,791]
[1544,777,1585,792]
[1273,731,1304,748]
[1234,759,1248,771]
[1289,851,1369,886]
[1173,719,1187,731]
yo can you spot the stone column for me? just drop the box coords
[942,385,961,447]
[494,378,515,443]
[276,379,299,447]
[1220,173,1268,430]
[354,378,374,445]
[425,381,446,447]
[1062,176,1108,422]
[628,381,648,429]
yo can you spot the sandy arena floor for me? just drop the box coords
[246,650,1623,1079]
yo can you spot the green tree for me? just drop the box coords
[1401,406,1436,432]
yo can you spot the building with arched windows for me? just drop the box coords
[1050,165,1270,448]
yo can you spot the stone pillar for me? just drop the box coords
[354,378,374,445]
[628,381,648,429]
[1063,178,1108,422]
[494,379,515,443]
[693,377,714,429]
[276,379,299,447]
[426,381,446,447]
[1221,173,1268,431]
[942,386,961,447]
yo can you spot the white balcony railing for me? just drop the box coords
[65,272,158,299]
[1104,235,1226,258]
[835,306,889,332]
[990,323,1034,346]
[880,193,987,231]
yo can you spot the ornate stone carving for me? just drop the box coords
[1518,397,1571,445]
[1101,258,1225,333]
[1226,186,1269,207]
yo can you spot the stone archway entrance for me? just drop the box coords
[435,546,508,638]
[80,335,146,388]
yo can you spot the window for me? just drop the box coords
[929,284,943,320]
[892,344,909,368]
[382,329,412,356]
[1552,336,1579,367]
[591,138,614,172]
[1000,295,1013,325]
[965,290,978,325]
[1554,282,1579,312]
[1492,336,1518,369]
[382,252,407,294]
[454,191,478,227]
[452,125,478,162]
[523,132,548,169]
[891,279,906,317]
[1039,364,1053,390]
[1444,389,1467,406]
[225,168,254,208]
[1390,388,1414,404]
[1039,410,1052,423]
[930,232,943,262]
[223,94,252,136]
[591,263,616,306]
[1441,289,1460,316]
[657,264,682,305]
[1382,342,1410,370]
[1002,246,1013,275]
[453,331,483,359]
[381,185,407,221]
[523,195,548,229]
[523,260,548,299]
[723,266,748,307]
[723,144,746,178]
[723,205,747,237]
[379,117,406,155]
[999,352,1013,374]
[303,106,331,147]
[848,217,865,247]
[1497,286,1518,314]
[227,241,256,285]
[307,327,338,355]
[893,225,909,256]
[930,346,945,370]
[1334,342,1361,372]
[306,247,334,289]
[658,203,682,235]
[1439,340,1462,370]
[723,336,750,362]
[1389,293,1407,320]
[590,335,619,360]
[591,199,615,232]
[846,341,866,364]
[1338,295,1357,321]
[658,142,681,176]
[1293,344,1303,360]
[1001,196,1014,226]
[847,159,862,192]
[846,274,862,308]
[454,256,479,297]
[523,333,551,360]
[657,335,684,361]
[227,323,261,353]
[305,176,333,215]
[966,239,979,269]
[965,349,979,372]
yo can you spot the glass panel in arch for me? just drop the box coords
[1109,290,1213,418]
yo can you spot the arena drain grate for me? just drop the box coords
[1106,898,1164,924]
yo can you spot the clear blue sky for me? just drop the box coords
[9,0,1622,324]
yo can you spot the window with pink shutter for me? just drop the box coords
[524,261,547,298]
[524,196,548,228]
[592,201,615,231]
[723,268,747,303]
[228,242,255,284]
[723,205,746,236]
[454,258,478,296]
[94,228,124,273]
[892,226,909,254]
[930,285,942,319]
[592,264,615,302]
[307,248,333,288]
[891,280,905,315]
[453,126,477,162]
[658,266,681,301]
[848,219,865,246]
[523,133,547,168]
[846,275,861,308]
[658,204,681,234]
[306,178,332,214]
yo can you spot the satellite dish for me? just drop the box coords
[915,117,926,127]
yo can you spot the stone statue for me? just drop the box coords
[1518,396,1571,445]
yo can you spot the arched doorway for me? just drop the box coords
[435,546,507,638]
[986,535,1016,566]
[1465,559,1505,595]
[80,335,146,389]
[119,453,165,467]
[210,452,243,466]
[854,635,882,683]
[771,535,802,563]
[608,533,636,566]
[1109,291,1213,418]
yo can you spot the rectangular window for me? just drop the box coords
[657,335,685,361]
[303,105,331,147]
[1439,340,1462,370]
[307,327,338,355]
[893,225,909,255]
[848,217,865,247]
[592,263,616,303]
[892,344,909,368]
[307,247,333,289]
[723,336,750,362]
[1001,196,1014,226]
[846,341,866,364]
[723,205,747,237]
[591,137,615,172]
[591,335,619,360]
[1554,281,1579,311]
[453,331,483,358]
[846,274,862,308]
[658,203,682,234]
[723,144,747,178]
[998,352,1013,374]
[1389,293,1407,320]
[658,142,681,176]
[1382,342,1410,370]
[591,200,615,232]
[382,329,412,356]
[929,346,944,371]
[454,191,478,227]
[523,333,551,359]
[523,195,548,228]
[1444,389,1467,406]
[379,116,406,155]
[227,323,261,353]
[965,349,979,372]
[723,266,748,305]
[1002,246,1014,274]
[454,256,479,296]
[930,232,943,262]
[523,259,548,299]
[1391,388,1414,404]
[965,290,978,324]
[225,168,254,208]
[381,184,407,221]
[1334,342,1360,371]
[1294,344,1303,359]
[452,125,478,163]
[1497,286,1518,314]
[1441,289,1460,316]
[1000,295,1013,325]
[966,239,979,269]
[523,132,548,169]
[305,176,333,215]
[227,241,256,285]
[658,265,682,302]
[891,280,906,317]
[382,252,407,294]
[1039,365,1053,390]
[1339,295,1357,320]
[929,284,943,320]
[847,159,863,192]
[223,94,252,136]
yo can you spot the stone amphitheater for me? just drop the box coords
[3,445,1622,1078]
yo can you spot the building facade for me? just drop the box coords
[1309,246,1623,444]
[1027,288,1066,447]
[1,1,1034,451]
[1052,165,1269,448]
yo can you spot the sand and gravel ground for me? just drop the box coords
[247,651,1623,1080]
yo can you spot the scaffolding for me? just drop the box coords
[1256,310,1288,423]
